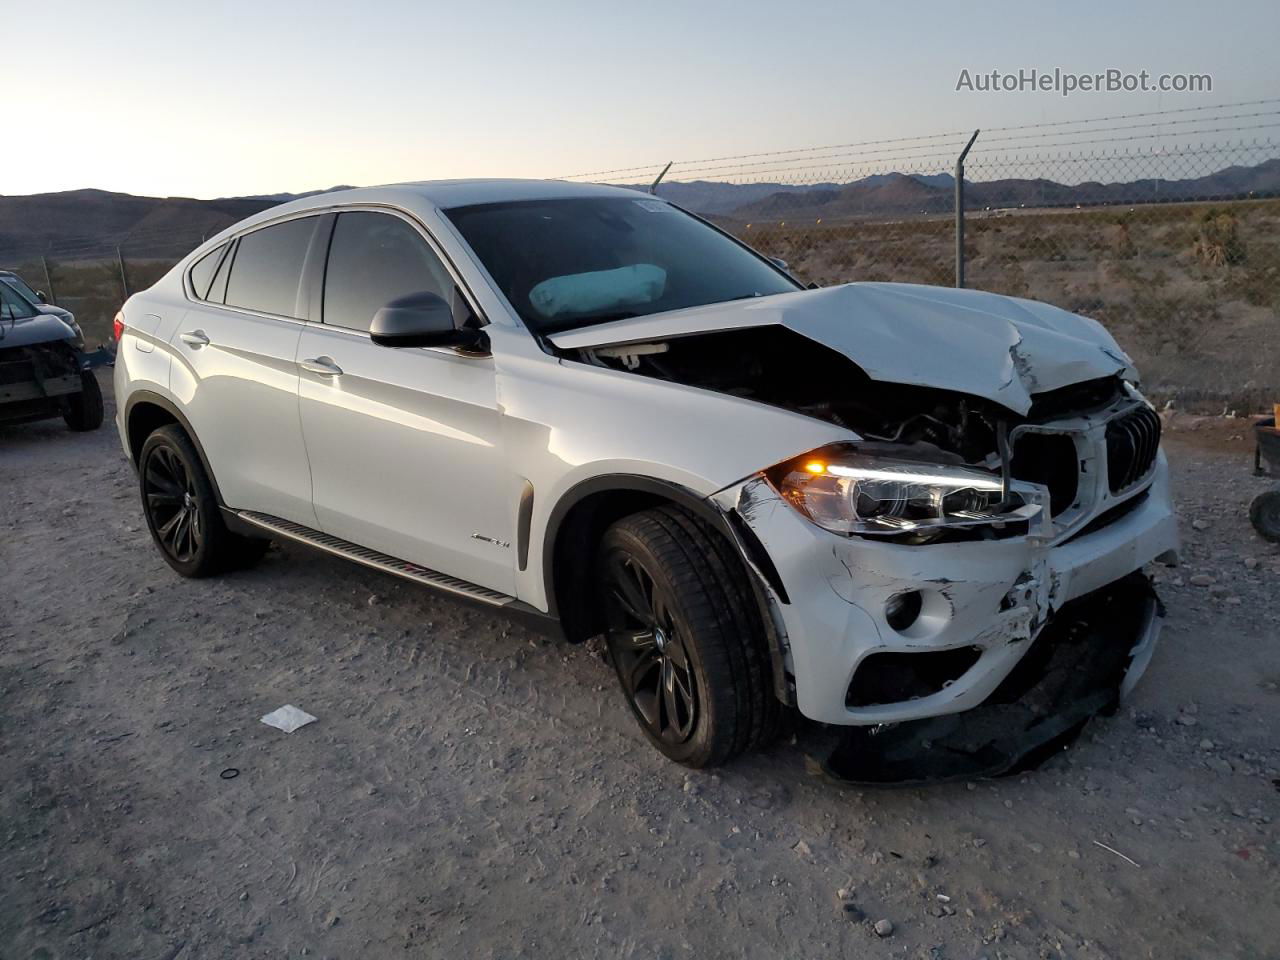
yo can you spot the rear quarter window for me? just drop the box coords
[188,243,228,300]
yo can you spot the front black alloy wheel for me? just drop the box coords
[603,553,699,745]
[596,506,781,767]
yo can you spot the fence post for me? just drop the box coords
[116,246,130,299]
[40,255,57,304]
[955,129,980,288]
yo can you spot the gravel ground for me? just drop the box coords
[2,374,1277,960]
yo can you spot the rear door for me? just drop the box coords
[169,216,325,525]
[295,209,516,594]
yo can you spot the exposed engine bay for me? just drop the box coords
[571,325,1125,468]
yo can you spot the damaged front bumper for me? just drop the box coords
[712,451,1179,727]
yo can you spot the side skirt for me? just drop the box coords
[230,509,562,635]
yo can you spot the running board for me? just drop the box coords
[236,511,516,607]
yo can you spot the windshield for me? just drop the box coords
[1,275,41,302]
[444,197,798,333]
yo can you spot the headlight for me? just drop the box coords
[770,447,1040,538]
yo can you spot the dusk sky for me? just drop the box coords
[5,0,1277,198]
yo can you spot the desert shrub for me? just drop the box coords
[1193,209,1246,267]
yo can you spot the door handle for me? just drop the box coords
[299,357,343,377]
[179,330,210,348]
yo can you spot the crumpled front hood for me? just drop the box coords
[0,312,80,349]
[549,282,1135,415]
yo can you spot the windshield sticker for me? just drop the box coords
[633,199,672,212]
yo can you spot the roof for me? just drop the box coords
[381,178,644,209]
[266,179,645,219]
[186,179,654,262]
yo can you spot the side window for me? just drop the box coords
[188,242,227,300]
[207,240,234,304]
[0,283,36,320]
[322,211,453,332]
[224,217,320,318]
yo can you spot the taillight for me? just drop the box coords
[112,311,125,341]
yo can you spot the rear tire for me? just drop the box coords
[138,425,266,577]
[63,371,104,432]
[596,506,780,768]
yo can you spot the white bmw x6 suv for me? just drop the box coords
[115,179,1178,768]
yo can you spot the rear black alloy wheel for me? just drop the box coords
[138,425,269,577]
[603,554,698,745]
[144,443,203,563]
[596,506,781,767]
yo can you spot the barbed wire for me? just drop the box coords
[557,98,1280,182]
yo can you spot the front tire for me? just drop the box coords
[596,506,780,767]
[138,425,267,577]
[63,370,103,432]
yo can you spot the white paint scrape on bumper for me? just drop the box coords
[715,454,1179,726]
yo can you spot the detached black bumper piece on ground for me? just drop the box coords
[0,344,108,431]
[815,572,1162,786]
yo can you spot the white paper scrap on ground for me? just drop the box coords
[260,705,317,733]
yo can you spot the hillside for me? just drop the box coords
[3,159,1278,263]
[0,189,277,260]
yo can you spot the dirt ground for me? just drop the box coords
[2,374,1277,960]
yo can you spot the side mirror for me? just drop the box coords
[36,290,48,303]
[768,257,789,272]
[369,292,488,352]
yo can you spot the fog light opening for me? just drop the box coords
[885,590,924,632]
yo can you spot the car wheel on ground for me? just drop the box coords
[138,424,269,576]
[596,506,780,767]
[63,370,104,432]
[1249,489,1280,542]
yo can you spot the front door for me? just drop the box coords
[296,210,516,595]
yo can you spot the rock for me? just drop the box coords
[1200,738,1215,750]
[793,840,812,857]
[367,594,381,606]
[1245,557,1259,570]
[1028,842,1044,854]
[873,918,895,938]
[1176,714,1198,727]
[972,838,987,848]
[1191,519,1210,530]
[1188,574,1215,587]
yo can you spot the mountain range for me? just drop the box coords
[1,159,1277,261]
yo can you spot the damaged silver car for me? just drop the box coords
[113,181,1178,774]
